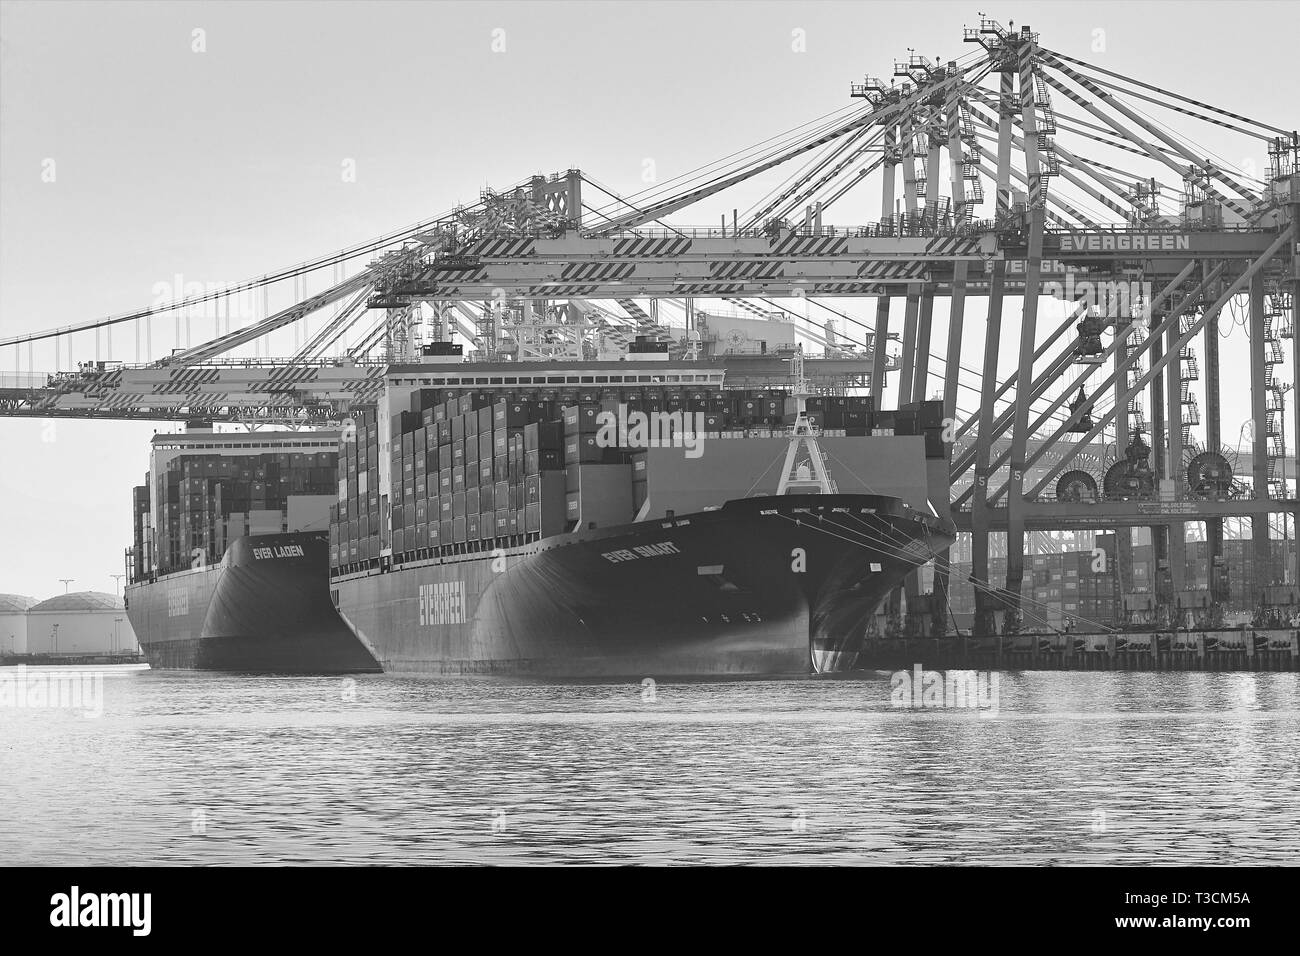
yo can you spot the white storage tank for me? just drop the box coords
[0,594,38,655]
[25,592,139,656]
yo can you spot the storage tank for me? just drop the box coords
[0,594,37,654]
[25,592,139,656]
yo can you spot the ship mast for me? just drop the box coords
[776,347,838,495]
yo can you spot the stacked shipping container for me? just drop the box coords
[943,535,1299,626]
[330,386,941,573]
[379,391,571,562]
[331,406,382,568]
[132,449,338,578]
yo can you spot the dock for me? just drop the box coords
[856,629,1300,672]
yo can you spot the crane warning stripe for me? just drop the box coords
[156,368,222,394]
[818,282,887,294]
[857,261,926,279]
[709,261,787,280]
[675,283,747,296]
[264,366,319,387]
[416,266,491,284]
[611,237,693,258]
[925,237,983,256]
[558,262,638,282]
[767,235,848,257]
[617,299,653,324]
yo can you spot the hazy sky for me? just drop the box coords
[1,0,1297,599]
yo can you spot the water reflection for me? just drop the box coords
[0,667,1296,864]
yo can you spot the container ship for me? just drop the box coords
[329,341,955,676]
[124,427,381,673]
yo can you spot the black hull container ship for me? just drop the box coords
[124,428,380,673]
[330,344,955,677]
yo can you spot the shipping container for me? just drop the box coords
[521,448,554,474]
[562,404,603,435]
[565,463,634,528]
[564,434,608,465]
[524,421,564,452]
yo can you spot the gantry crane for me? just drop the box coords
[2,18,1296,632]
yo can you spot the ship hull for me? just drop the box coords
[126,532,380,673]
[334,494,954,677]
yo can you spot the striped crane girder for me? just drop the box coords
[30,363,389,416]
[381,232,996,300]
[612,297,669,341]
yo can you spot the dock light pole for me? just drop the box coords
[110,574,125,596]
[58,578,74,594]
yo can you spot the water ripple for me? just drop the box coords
[1,668,1296,864]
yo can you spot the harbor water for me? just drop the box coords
[2,666,1297,865]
